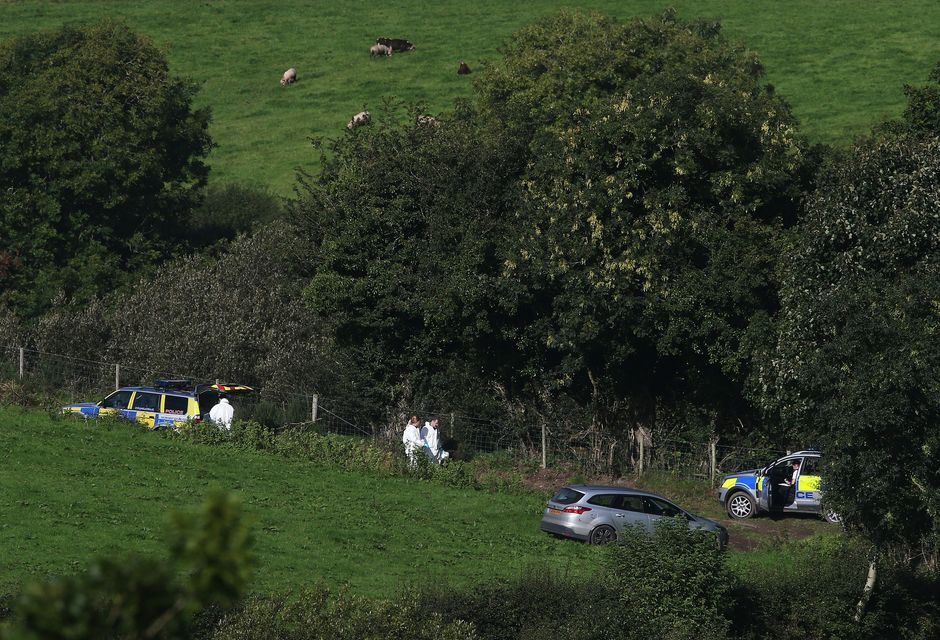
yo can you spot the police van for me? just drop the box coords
[62,379,253,429]
[716,450,841,523]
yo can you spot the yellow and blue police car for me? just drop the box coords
[717,450,841,523]
[62,379,253,429]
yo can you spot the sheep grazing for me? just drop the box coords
[416,115,439,127]
[370,43,392,57]
[457,61,471,75]
[280,68,297,86]
[347,110,371,130]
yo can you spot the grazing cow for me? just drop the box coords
[347,110,371,130]
[280,68,297,86]
[376,37,415,52]
[416,115,439,127]
[457,61,471,75]
[370,43,392,57]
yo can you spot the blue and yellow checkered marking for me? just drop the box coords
[721,475,757,491]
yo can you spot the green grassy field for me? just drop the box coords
[0,406,593,597]
[1,1,937,194]
[0,405,836,600]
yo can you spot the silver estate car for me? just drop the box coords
[540,485,729,547]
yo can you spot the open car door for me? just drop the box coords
[210,383,254,394]
[757,467,773,513]
[198,382,255,421]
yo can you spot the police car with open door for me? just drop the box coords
[62,379,253,429]
[717,450,841,523]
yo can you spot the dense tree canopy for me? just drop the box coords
[34,221,328,397]
[291,107,519,417]
[291,11,817,439]
[485,11,816,434]
[0,20,212,317]
[770,134,940,550]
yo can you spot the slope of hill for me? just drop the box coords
[1,1,937,193]
[0,406,592,597]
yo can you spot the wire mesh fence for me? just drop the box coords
[1,345,786,483]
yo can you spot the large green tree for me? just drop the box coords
[291,106,519,418]
[0,20,212,317]
[482,10,816,438]
[769,125,940,618]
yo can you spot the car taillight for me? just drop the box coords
[562,506,592,514]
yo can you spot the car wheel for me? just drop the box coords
[726,491,756,520]
[823,507,842,524]
[589,525,617,545]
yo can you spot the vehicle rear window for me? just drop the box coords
[164,395,188,415]
[551,488,584,505]
[132,392,161,412]
[102,390,132,409]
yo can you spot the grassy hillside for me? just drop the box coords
[1,1,937,193]
[0,406,593,597]
[1,405,836,600]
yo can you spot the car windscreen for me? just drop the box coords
[550,488,584,505]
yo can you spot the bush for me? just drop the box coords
[605,519,734,640]
[210,587,477,640]
[417,567,620,640]
[731,537,940,640]
[30,221,332,400]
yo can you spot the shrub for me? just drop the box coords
[417,567,620,640]
[731,537,940,640]
[605,519,734,640]
[211,587,477,640]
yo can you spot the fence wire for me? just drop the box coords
[2,346,786,482]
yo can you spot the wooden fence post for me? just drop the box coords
[710,437,718,486]
[541,423,547,469]
[115,364,120,391]
[18,347,24,379]
[638,436,645,476]
[311,394,318,423]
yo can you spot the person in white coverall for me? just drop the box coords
[402,415,423,467]
[209,396,234,429]
[420,416,449,464]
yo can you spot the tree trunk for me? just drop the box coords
[854,552,878,623]
[587,368,603,467]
